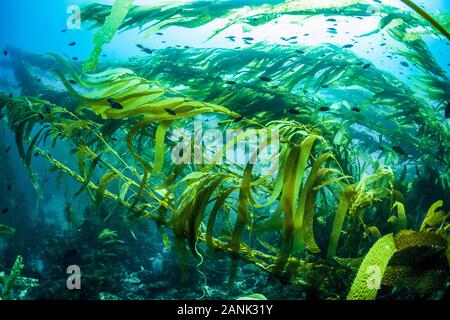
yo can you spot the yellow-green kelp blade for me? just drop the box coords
[347,233,397,300]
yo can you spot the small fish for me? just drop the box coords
[380,43,386,47]
[373,0,382,3]
[356,62,364,66]
[7,184,12,191]
[400,61,409,67]
[226,36,236,42]
[3,50,8,56]
[106,98,124,110]
[69,79,77,85]
[5,146,11,153]
[34,152,39,157]
[165,108,177,116]
[63,248,78,260]
[281,37,288,41]
[287,108,301,115]
[445,101,450,119]
[355,17,363,20]
[156,32,163,36]
[319,107,330,112]
[321,84,330,88]
[69,42,76,46]
[61,29,67,33]
[102,54,107,58]
[304,33,310,36]
[136,44,154,54]
[1,208,8,214]
[233,115,244,122]
[43,104,52,114]
[242,37,254,41]
[343,44,354,48]
[37,78,42,82]
[287,36,298,41]
[8,93,13,98]
[295,50,305,54]
[392,146,407,156]
[351,107,361,112]
[258,76,272,82]
[226,80,236,85]
[326,18,337,22]
[72,57,78,61]
[363,63,371,69]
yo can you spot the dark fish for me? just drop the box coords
[304,33,310,36]
[356,17,363,20]
[242,37,254,41]
[363,63,371,69]
[106,98,124,110]
[7,184,11,191]
[287,108,301,115]
[287,36,298,41]
[72,57,78,61]
[136,44,154,54]
[69,42,76,46]
[234,115,244,122]
[61,29,67,33]
[43,104,52,114]
[321,85,330,88]
[373,0,382,3]
[226,80,236,85]
[3,50,7,56]
[5,146,11,153]
[392,146,407,156]
[1,208,8,214]
[156,32,163,36]
[69,79,77,84]
[259,76,272,82]
[343,44,354,48]
[356,62,364,66]
[34,152,39,157]
[326,18,337,22]
[8,93,13,98]
[295,50,305,54]
[380,43,386,47]
[63,248,78,260]
[226,36,236,42]
[37,79,41,82]
[400,61,409,67]
[319,107,330,112]
[102,54,107,57]
[445,101,450,119]
[327,27,336,31]
[272,85,279,89]
[165,108,177,116]
[351,107,361,112]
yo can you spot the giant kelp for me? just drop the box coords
[1,0,449,300]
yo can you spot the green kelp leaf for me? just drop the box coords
[237,293,267,300]
[75,155,102,197]
[229,162,254,285]
[95,171,120,209]
[0,224,16,235]
[2,256,24,299]
[347,234,397,300]
[152,121,172,175]
[83,0,133,73]
[327,185,356,258]
[391,201,407,231]
[294,152,333,255]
